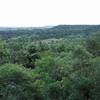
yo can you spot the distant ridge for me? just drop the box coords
[0,25,100,30]
[0,25,100,39]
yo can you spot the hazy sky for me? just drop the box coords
[0,0,100,27]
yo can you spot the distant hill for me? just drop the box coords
[0,25,100,39]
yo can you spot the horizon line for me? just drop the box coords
[0,24,100,28]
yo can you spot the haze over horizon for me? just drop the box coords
[0,0,100,27]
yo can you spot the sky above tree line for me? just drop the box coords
[0,0,100,27]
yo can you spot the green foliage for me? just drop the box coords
[0,31,99,100]
[0,39,10,65]
[69,75,93,100]
[72,45,93,71]
[23,43,40,69]
[86,32,100,56]
[0,64,44,100]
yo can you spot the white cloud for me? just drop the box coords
[0,0,100,27]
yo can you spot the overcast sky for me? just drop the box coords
[0,0,100,27]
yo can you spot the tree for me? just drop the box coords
[0,38,10,65]
[24,44,40,68]
[72,45,93,71]
[86,32,100,56]
[0,64,43,100]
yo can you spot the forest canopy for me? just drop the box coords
[0,25,100,100]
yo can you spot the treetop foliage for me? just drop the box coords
[0,26,100,100]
